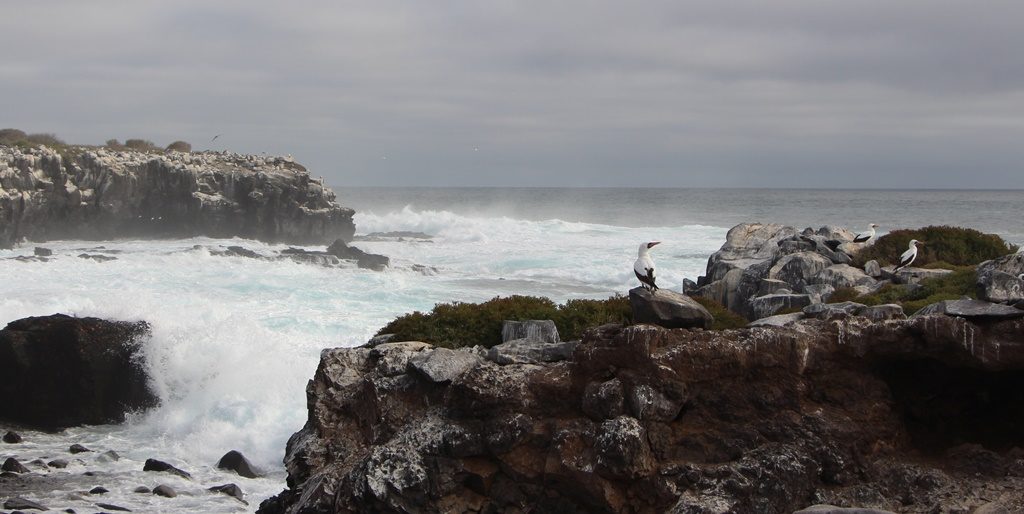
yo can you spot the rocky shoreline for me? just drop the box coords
[0,145,356,248]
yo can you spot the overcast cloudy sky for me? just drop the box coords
[2,1,1023,188]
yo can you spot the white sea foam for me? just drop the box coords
[0,209,727,511]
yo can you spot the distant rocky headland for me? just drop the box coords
[0,144,355,248]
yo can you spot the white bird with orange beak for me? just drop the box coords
[634,241,660,292]
[894,239,925,272]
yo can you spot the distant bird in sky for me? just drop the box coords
[634,241,660,292]
[210,134,221,142]
[894,239,924,272]
[853,223,879,244]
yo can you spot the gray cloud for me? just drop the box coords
[2,0,1023,188]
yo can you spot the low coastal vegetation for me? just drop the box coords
[376,295,631,348]
[1,127,192,155]
[690,296,748,330]
[852,225,1015,268]
[835,266,978,315]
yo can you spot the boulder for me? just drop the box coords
[501,320,559,343]
[594,416,654,480]
[143,458,192,479]
[0,314,156,430]
[210,483,246,502]
[33,246,52,256]
[69,443,92,454]
[582,378,626,420]
[812,264,877,290]
[2,457,29,473]
[802,302,867,319]
[96,502,132,511]
[628,287,713,329]
[409,348,484,383]
[893,267,952,285]
[747,312,805,327]
[98,450,120,462]
[134,486,152,494]
[3,430,22,443]
[217,450,260,479]
[47,458,68,468]
[864,260,882,278]
[153,484,177,498]
[486,339,576,365]
[757,278,791,296]
[912,299,1024,319]
[976,253,1024,304]
[749,293,812,320]
[802,283,836,304]
[814,225,857,242]
[681,278,698,294]
[3,497,47,511]
[768,252,833,291]
[90,486,109,494]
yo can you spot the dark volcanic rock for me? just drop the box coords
[913,298,1024,319]
[3,430,21,443]
[95,502,131,511]
[326,238,389,270]
[152,484,177,498]
[0,146,355,248]
[3,497,47,510]
[486,338,576,365]
[47,458,68,468]
[2,457,29,473]
[89,486,109,494]
[0,314,156,430]
[216,450,260,478]
[33,247,52,256]
[143,458,191,479]
[260,316,1024,514]
[69,443,92,454]
[628,287,713,329]
[209,483,245,502]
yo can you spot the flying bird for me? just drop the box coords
[853,223,879,244]
[211,134,221,142]
[634,241,660,292]
[893,239,924,272]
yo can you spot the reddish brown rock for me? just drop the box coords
[260,316,1024,514]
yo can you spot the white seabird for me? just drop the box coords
[893,239,924,272]
[634,241,660,292]
[853,223,879,244]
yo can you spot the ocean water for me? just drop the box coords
[1,187,1021,511]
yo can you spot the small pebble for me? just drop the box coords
[133,486,151,494]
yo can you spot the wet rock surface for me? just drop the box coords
[260,316,1024,514]
[0,314,156,430]
[0,145,355,248]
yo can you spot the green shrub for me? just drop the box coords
[25,132,65,146]
[0,128,27,145]
[105,139,123,149]
[828,287,861,303]
[853,226,1015,268]
[690,296,749,330]
[376,295,633,349]
[124,138,159,151]
[856,266,976,314]
[166,140,192,152]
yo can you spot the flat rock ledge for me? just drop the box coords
[259,315,1024,514]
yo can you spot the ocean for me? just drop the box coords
[1,187,1021,512]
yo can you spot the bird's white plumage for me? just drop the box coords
[895,239,921,270]
[634,242,659,291]
[853,223,878,244]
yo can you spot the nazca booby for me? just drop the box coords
[894,239,924,272]
[634,242,660,292]
[853,223,879,244]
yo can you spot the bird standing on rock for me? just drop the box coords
[853,223,879,243]
[894,239,924,272]
[634,242,660,292]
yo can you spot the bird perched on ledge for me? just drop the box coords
[894,239,924,272]
[853,223,879,243]
[634,241,660,292]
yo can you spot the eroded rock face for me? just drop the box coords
[0,145,355,247]
[0,314,156,430]
[977,253,1024,304]
[260,317,1024,514]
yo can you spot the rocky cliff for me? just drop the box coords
[0,145,355,247]
[260,315,1024,514]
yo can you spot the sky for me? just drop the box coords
[2,1,1023,188]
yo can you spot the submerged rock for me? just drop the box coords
[2,457,29,473]
[326,238,390,271]
[69,443,92,454]
[3,497,47,510]
[209,483,245,502]
[628,287,713,329]
[3,430,22,443]
[152,484,177,498]
[0,314,156,430]
[143,458,192,479]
